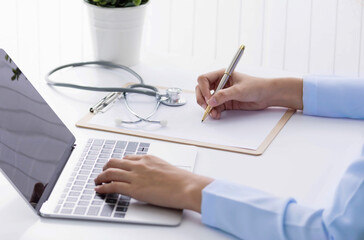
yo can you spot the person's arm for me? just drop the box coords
[201,146,364,240]
[196,71,364,120]
[93,151,364,240]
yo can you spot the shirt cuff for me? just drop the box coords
[302,76,318,116]
[201,179,294,240]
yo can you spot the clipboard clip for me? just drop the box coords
[90,92,121,113]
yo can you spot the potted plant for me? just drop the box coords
[84,0,149,66]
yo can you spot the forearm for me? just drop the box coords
[184,174,214,212]
[267,77,303,110]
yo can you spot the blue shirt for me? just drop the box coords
[201,76,364,240]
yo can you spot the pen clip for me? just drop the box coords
[90,92,121,113]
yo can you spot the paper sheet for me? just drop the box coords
[89,91,288,150]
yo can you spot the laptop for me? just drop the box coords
[0,48,196,226]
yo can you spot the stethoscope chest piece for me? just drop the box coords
[161,88,187,106]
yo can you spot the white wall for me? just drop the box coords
[0,0,363,86]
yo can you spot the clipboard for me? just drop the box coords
[76,86,295,156]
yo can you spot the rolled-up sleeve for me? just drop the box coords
[303,76,364,119]
[201,146,364,239]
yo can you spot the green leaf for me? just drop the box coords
[133,0,141,6]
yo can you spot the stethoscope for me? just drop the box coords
[45,61,187,126]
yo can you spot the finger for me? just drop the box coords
[197,69,224,99]
[94,181,131,195]
[209,107,223,119]
[198,69,225,85]
[103,158,135,171]
[123,155,143,160]
[195,85,207,109]
[95,168,132,185]
[207,87,237,107]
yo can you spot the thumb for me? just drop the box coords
[207,87,236,107]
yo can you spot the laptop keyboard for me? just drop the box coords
[54,138,150,218]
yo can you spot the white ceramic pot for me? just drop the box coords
[85,2,148,66]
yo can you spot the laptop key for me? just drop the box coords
[111,154,122,158]
[61,208,73,214]
[94,164,104,169]
[86,155,97,160]
[87,206,100,216]
[76,175,88,180]
[66,197,78,202]
[116,141,127,148]
[93,139,104,146]
[113,148,123,153]
[116,206,128,212]
[83,160,94,165]
[103,144,114,149]
[83,189,94,195]
[74,180,86,186]
[54,205,61,213]
[78,200,90,206]
[139,143,150,148]
[105,198,117,204]
[99,153,110,158]
[90,173,99,178]
[105,140,116,145]
[69,191,81,197]
[74,207,87,215]
[80,195,92,200]
[106,193,119,199]
[113,212,125,218]
[94,193,106,200]
[126,142,138,152]
[85,184,96,189]
[64,202,75,208]
[119,195,131,200]
[101,149,112,154]
[101,204,115,217]
[117,201,130,206]
[79,170,90,175]
[91,200,103,206]
[92,169,102,174]
[96,158,107,164]
[81,165,92,170]
[88,150,99,155]
[91,146,102,151]
[72,186,83,191]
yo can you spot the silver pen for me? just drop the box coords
[90,92,121,113]
[201,44,245,122]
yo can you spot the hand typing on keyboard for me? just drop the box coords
[94,155,213,212]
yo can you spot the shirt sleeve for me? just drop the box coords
[201,146,364,240]
[303,76,364,119]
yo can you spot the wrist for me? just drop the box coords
[267,77,303,110]
[184,175,214,213]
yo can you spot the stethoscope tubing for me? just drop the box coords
[45,61,181,126]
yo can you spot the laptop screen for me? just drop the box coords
[0,49,75,209]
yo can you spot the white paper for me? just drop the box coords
[89,91,288,150]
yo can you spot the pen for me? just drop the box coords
[90,92,121,113]
[201,44,245,122]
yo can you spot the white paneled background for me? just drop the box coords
[0,0,363,87]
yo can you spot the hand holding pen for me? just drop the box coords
[196,44,301,120]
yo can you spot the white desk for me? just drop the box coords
[1,55,364,240]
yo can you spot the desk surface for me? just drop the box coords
[1,55,364,240]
